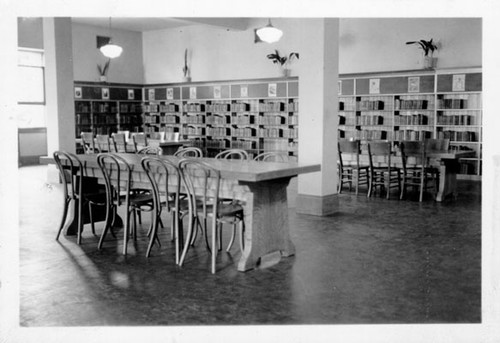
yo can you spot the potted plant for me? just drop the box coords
[406,39,438,69]
[97,59,111,82]
[182,48,191,82]
[267,50,299,77]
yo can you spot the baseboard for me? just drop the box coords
[295,193,339,216]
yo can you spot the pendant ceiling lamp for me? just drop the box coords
[256,19,283,43]
[100,17,123,59]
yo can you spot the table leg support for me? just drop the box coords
[237,177,295,272]
[435,159,459,202]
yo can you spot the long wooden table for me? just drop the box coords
[343,150,475,201]
[41,154,321,272]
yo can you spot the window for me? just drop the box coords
[17,48,45,128]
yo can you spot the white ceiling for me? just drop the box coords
[71,17,252,32]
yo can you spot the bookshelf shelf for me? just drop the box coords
[339,68,482,179]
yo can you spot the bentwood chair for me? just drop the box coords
[80,132,97,154]
[53,151,106,244]
[174,147,204,158]
[141,156,189,261]
[367,141,401,199]
[337,140,370,195]
[132,133,148,153]
[214,149,249,160]
[399,141,438,202]
[111,133,130,153]
[178,159,245,274]
[136,146,162,155]
[96,153,154,255]
[254,151,289,162]
[96,134,112,152]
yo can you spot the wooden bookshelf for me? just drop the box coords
[144,78,299,160]
[339,68,482,179]
[74,82,143,138]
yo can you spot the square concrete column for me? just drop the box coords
[296,18,339,216]
[43,17,75,154]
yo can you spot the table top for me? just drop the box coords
[40,153,321,183]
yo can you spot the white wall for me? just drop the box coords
[339,18,482,73]
[72,23,144,84]
[142,18,482,83]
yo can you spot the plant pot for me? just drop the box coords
[281,68,291,77]
[183,76,192,82]
[423,56,437,69]
[100,75,107,82]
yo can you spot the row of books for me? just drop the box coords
[93,116,118,125]
[356,100,385,111]
[338,129,389,141]
[437,114,475,126]
[231,139,258,150]
[184,126,205,136]
[436,98,468,109]
[394,99,429,110]
[119,104,143,113]
[437,130,478,142]
[393,130,433,141]
[262,139,295,152]
[160,115,180,124]
[394,114,429,126]
[92,103,118,113]
[182,115,205,124]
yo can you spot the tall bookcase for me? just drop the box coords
[338,68,482,180]
[143,78,299,159]
[74,82,143,137]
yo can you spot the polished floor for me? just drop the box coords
[18,165,481,326]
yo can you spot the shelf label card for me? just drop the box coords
[189,87,197,99]
[128,89,135,100]
[240,85,248,97]
[74,87,82,99]
[102,88,109,100]
[213,85,221,99]
[167,87,174,100]
[268,83,277,97]
[452,74,466,92]
[408,77,420,93]
[148,89,155,101]
[369,78,380,94]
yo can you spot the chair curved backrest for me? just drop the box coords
[132,133,148,153]
[254,151,289,162]
[117,130,130,141]
[178,159,220,220]
[96,134,111,152]
[174,147,203,158]
[97,153,132,207]
[53,151,84,201]
[425,138,450,152]
[399,141,425,168]
[214,149,249,160]
[141,156,181,215]
[111,133,129,153]
[136,146,162,155]
[81,132,96,154]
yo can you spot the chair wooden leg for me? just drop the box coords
[89,203,96,235]
[146,211,159,258]
[98,204,114,250]
[123,205,131,255]
[56,198,70,241]
[218,223,223,252]
[77,198,83,245]
[226,223,236,252]
[238,220,245,253]
[179,212,195,267]
[211,217,217,274]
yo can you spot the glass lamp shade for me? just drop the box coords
[256,24,283,43]
[100,43,123,58]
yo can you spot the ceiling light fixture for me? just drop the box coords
[100,17,123,59]
[256,19,283,44]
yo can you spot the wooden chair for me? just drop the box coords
[111,133,130,153]
[53,151,107,244]
[254,151,289,162]
[214,149,249,160]
[178,159,245,274]
[132,133,148,153]
[174,147,203,158]
[150,132,166,141]
[400,141,438,202]
[96,153,155,255]
[337,140,370,195]
[80,132,97,154]
[95,134,112,152]
[117,130,130,142]
[367,141,401,199]
[136,146,162,155]
[141,156,189,261]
